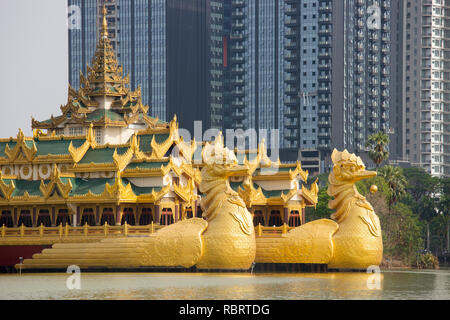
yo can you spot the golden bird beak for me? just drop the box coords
[354,169,377,181]
[227,165,250,177]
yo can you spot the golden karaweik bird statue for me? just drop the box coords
[256,148,383,269]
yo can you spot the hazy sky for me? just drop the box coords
[0,0,68,138]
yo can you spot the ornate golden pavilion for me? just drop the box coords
[0,9,318,233]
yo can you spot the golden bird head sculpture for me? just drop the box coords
[330,149,377,183]
[201,132,249,180]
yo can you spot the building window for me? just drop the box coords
[69,127,85,136]
[94,128,103,144]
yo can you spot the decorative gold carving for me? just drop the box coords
[149,115,178,159]
[69,124,97,163]
[238,178,267,207]
[39,165,72,200]
[105,174,136,201]
[301,178,319,206]
[289,161,309,182]
[173,179,196,203]
[5,129,37,162]
[0,172,15,200]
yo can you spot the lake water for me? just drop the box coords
[0,269,449,300]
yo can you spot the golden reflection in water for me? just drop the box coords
[0,270,449,300]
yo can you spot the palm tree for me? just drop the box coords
[378,165,407,207]
[365,132,390,169]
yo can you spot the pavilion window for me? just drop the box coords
[18,210,33,227]
[100,208,115,226]
[37,210,52,227]
[69,127,85,136]
[253,210,265,226]
[94,128,103,145]
[139,208,153,225]
[0,211,13,228]
[288,211,301,227]
[160,208,174,226]
[196,206,203,218]
[185,207,193,219]
[268,210,282,227]
[121,208,136,225]
[56,209,71,226]
[80,208,96,226]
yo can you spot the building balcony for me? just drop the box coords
[232,11,244,18]
[232,0,244,8]
[232,78,244,85]
[231,66,244,74]
[232,112,245,120]
[284,64,297,72]
[285,134,299,141]
[285,53,297,61]
[318,97,331,104]
[285,122,298,129]
[233,22,244,31]
[285,19,298,27]
[231,44,244,52]
[284,86,298,95]
[318,131,331,138]
[285,111,298,118]
[318,108,331,115]
[318,120,331,127]
[318,63,331,70]
[319,5,332,13]
[285,6,297,16]
[230,33,244,40]
[284,41,298,50]
[318,28,332,35]
[231,90,245,97]
[231,56,244,63]
[318,142,331,149]
[285,30,298,39]
[285,97,298,106]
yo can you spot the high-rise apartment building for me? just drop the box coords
[401,0,450,177]
[224,0,391,173]
[68,0,212,134]
[225,0,324,165]
[329,0,392,169]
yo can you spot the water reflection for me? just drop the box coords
[0,270,448,300]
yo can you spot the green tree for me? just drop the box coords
[402,167,439,202]
[365,132,390,169]
[356,176,389,201]
[378,166,407,207]
[306,186,332,222]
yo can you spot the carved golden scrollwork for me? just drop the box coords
[39,164,72,200]
[5,129,37,162]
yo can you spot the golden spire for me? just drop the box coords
[101,5,108,39]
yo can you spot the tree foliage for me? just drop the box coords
[378,166,407,207]
[365,132,390,168]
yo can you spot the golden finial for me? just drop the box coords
[101,5,108,39]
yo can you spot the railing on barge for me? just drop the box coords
[0,222,164,240]
[0,222,296,240]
